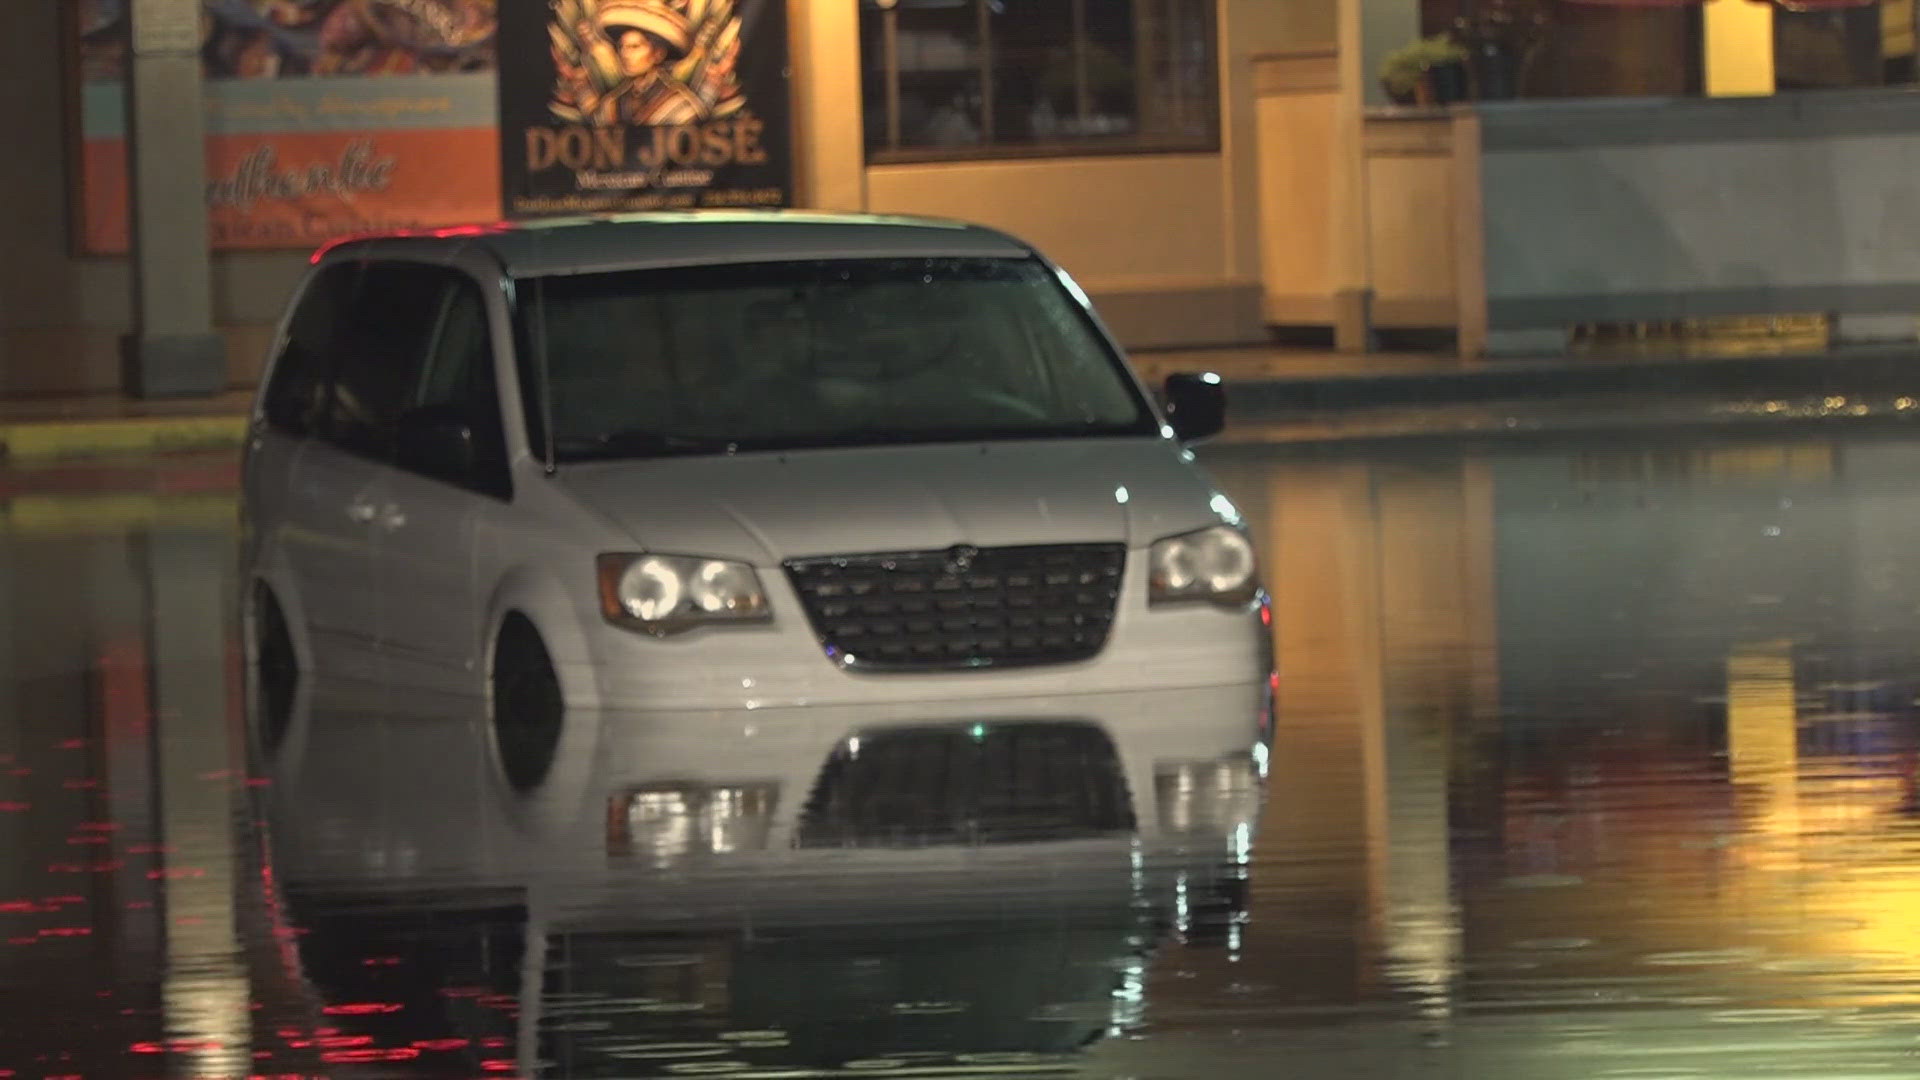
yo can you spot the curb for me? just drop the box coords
[0,493,238,535]
[1227,348,1920,414]
[0,414,249,464]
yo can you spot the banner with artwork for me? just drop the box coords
[74,1,502,253]
[497,0,792,216]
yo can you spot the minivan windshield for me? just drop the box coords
[515,257,1159,462]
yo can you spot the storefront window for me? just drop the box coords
[860,0,1219,162]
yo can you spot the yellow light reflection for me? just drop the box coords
[1726,640,1802,874]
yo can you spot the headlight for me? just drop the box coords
[597,553,771,634]
[1148,525,1258,605]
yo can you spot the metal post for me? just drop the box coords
[977,0,995,144]
[884,7,902,151]
[1072,0,1090,125]
[122,0,225,398]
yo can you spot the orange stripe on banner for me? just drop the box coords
[82,128,502,254]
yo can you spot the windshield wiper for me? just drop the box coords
[554,429,740,461]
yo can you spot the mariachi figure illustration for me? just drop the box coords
[549,0,747,127]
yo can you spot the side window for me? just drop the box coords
[410,277,512,499]
[263,264,358,435]
[322,262,447,462]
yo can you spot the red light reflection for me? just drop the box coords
[48,860,123,873]
[0,802,28,812]
[322,1003,403,1016]
[412,1039,470,1052]
[309,221,511,264]
[320,1048,420,1064]
[147,867,206,880]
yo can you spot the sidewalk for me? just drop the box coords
[4,344,1920,463]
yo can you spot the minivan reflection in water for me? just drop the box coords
[241,212,1274,792]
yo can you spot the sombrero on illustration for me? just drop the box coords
[596,1,692,56]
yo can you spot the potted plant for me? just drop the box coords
[1380,36,1471,107]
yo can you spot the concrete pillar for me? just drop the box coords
[788,0,867,212]
[122,0,225,398]
[1333,0,1376,351]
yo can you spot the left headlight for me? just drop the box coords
[597,553,771,635]
[1149,525,1258,606]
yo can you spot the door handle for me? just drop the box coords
[347,501,377,524]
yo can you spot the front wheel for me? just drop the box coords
[490,614,565,794]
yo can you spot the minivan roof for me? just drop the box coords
[310,211,1038,277]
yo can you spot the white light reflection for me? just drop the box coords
[1209,493,1242,526]
[1114,485,1130,505]
[1174,871,1191,937]
[1109,956,1147,1035]
[847,736,861,759]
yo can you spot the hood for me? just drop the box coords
[555,436,1228,564]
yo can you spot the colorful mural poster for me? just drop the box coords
[75,0,503,253]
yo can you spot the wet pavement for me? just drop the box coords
[11,417,1920,1077]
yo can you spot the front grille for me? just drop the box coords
[784,543,1126,672]
[797,722,1136,847]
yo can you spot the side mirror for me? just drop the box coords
[1164,373,1226,444]
[395,406,476,482]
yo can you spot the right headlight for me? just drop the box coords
[1148,525,1258,606]
[597,553,771,635]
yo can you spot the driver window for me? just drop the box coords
[411,275,511,499]
[322,262,446,463]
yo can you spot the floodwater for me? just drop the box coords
[9,422,1920,1077]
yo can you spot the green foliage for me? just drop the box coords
[1380,35,1469,99]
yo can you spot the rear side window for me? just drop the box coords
[263,264,358,435]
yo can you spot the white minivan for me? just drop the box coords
[242,212,1274,791]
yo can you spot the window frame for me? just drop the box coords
[861,0,1223,165]
[320,259,452,466]
[266,257,515,501]
[402,270,516,503]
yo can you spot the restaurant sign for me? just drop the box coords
[496,0,793,217]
